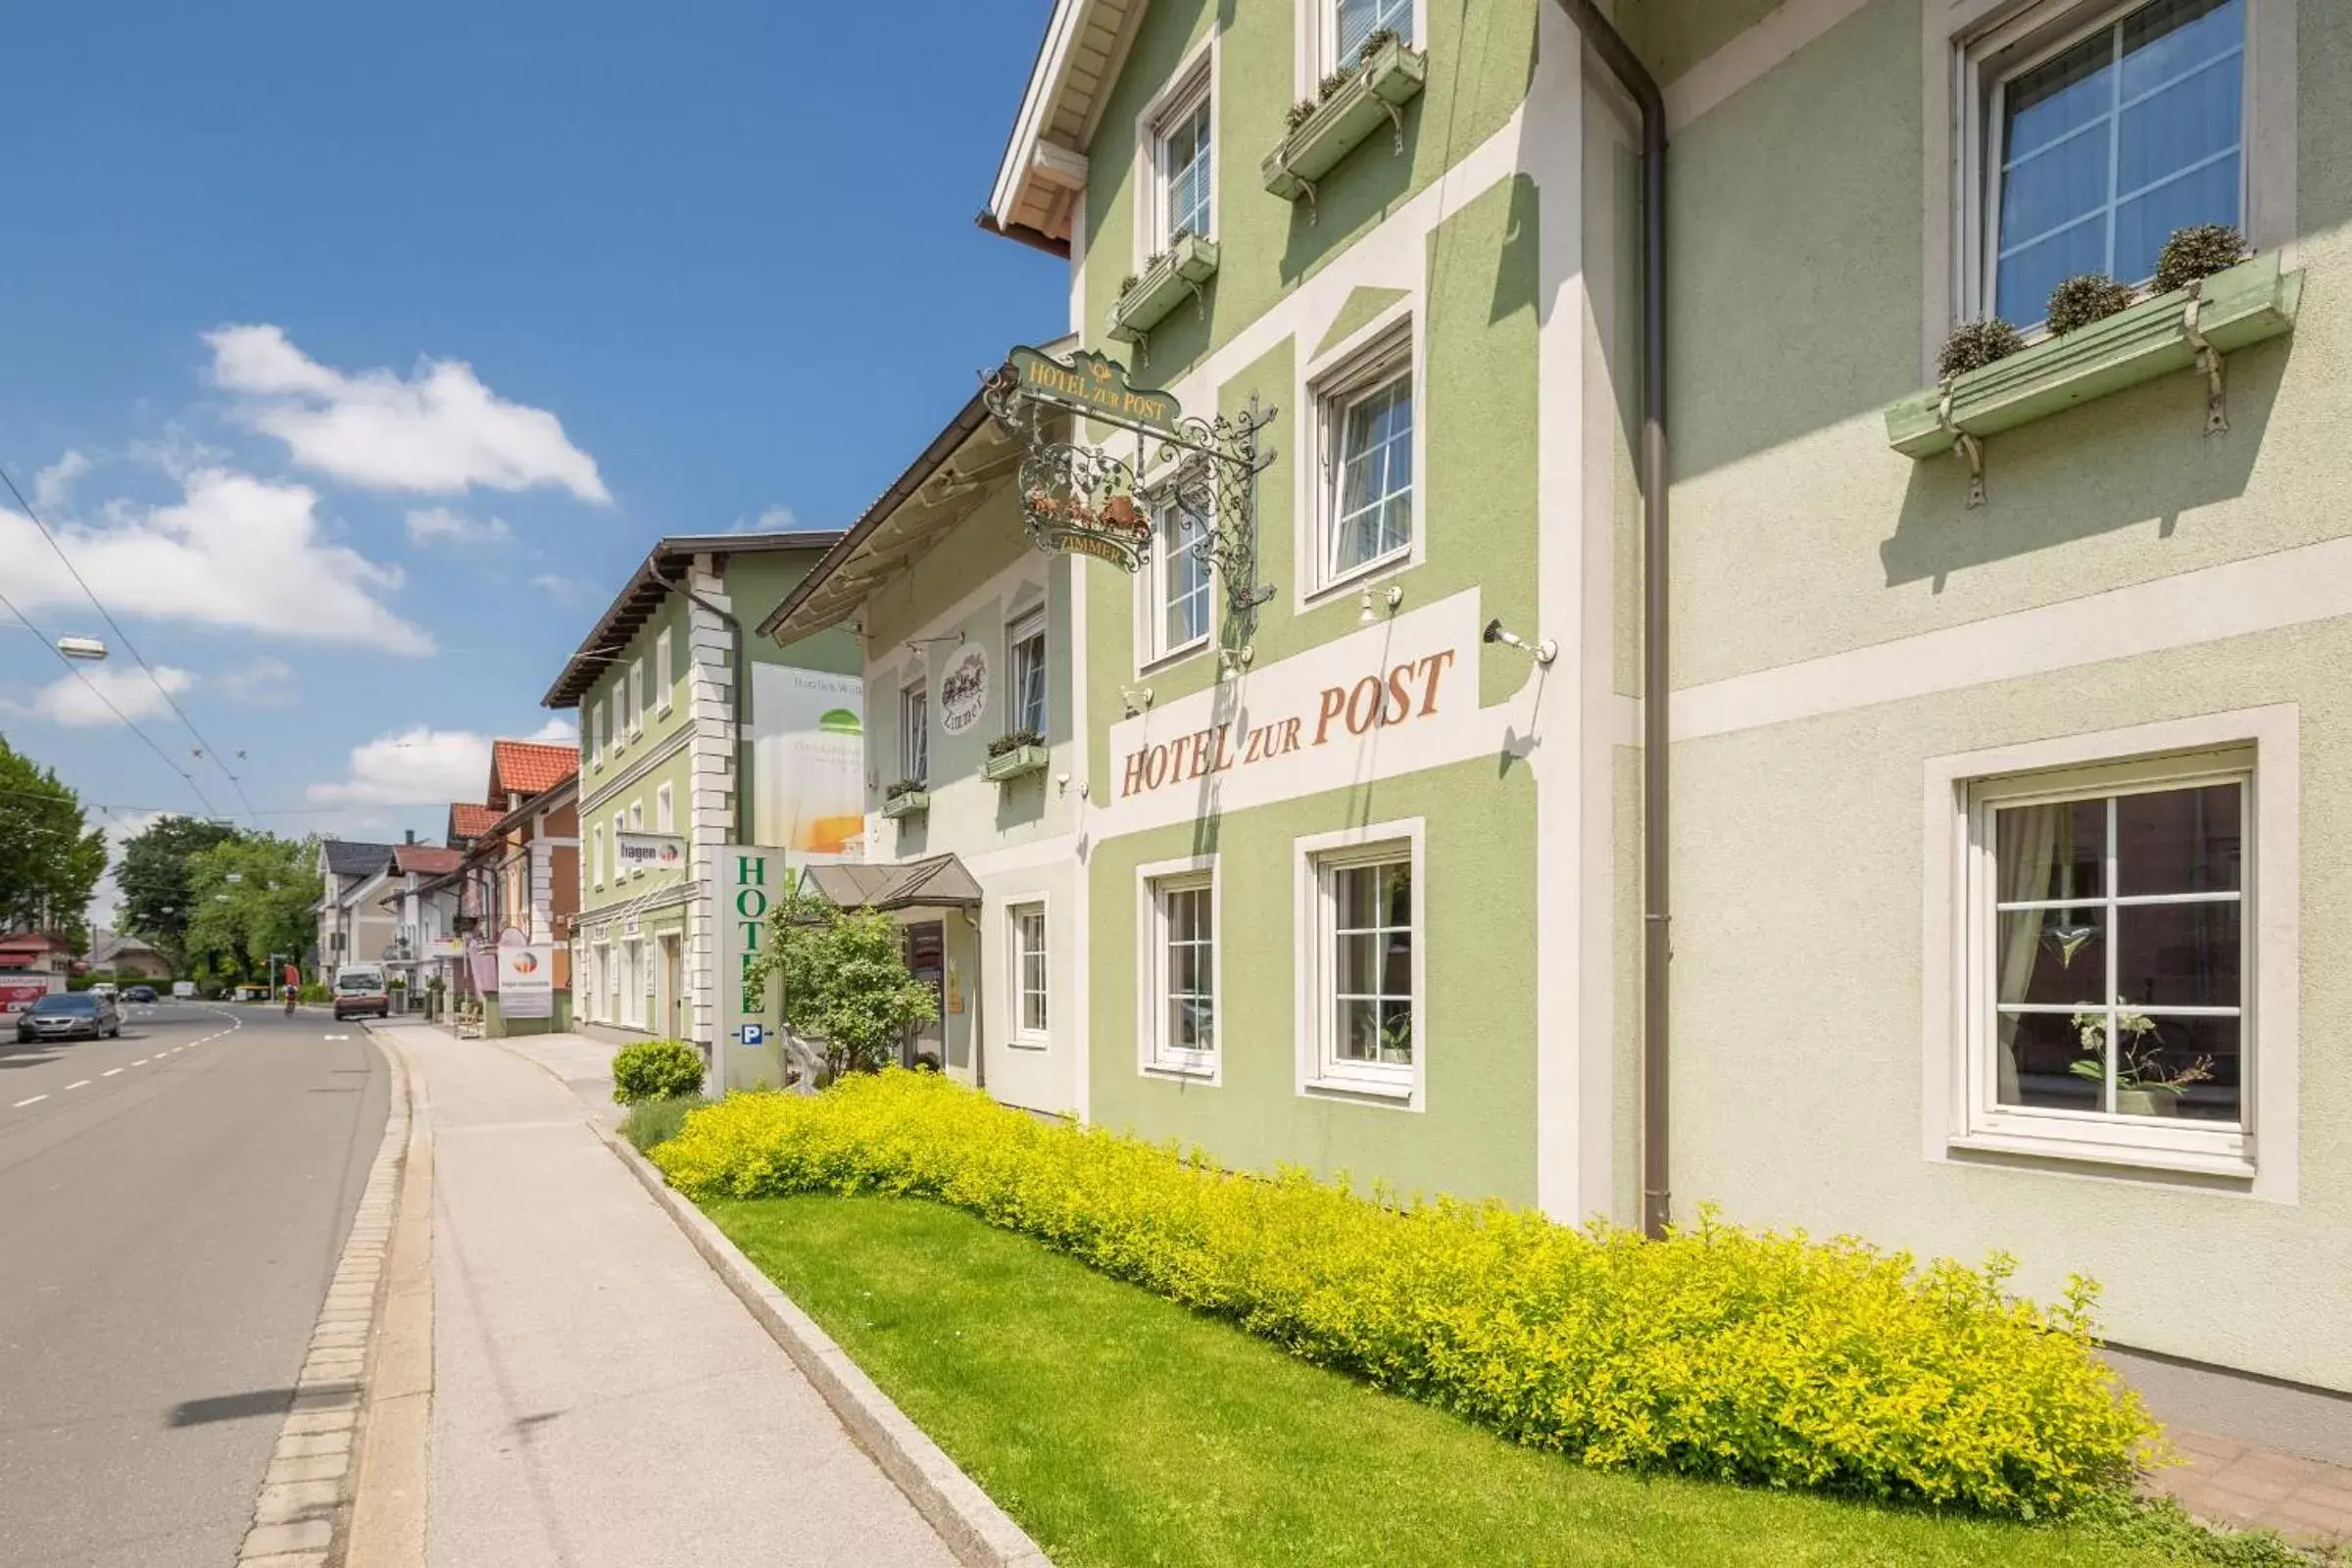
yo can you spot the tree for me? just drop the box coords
[181,834,323,987]
[750,887,939,1084]
[0,734,106,948]
[117,814,238,970]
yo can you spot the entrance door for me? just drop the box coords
[903,921,946,1070]
[660,934,683,1039]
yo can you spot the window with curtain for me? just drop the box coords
[1312,845,1415,1090]
[1011,903,1049,1038]
[902,682,929,782]
[1157,80,1212,245]
[1979,770,2245,1126]
[1008,612,1048,737]
[1988,0,2244,326]
[1153,493,1213,656]
[1150,875,1215,1071]
[1329,371,1414,581]
[1335,0,1413,65]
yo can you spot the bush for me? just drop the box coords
[2155,223,2248,294]
[1938,318,2025,378]
[611,1039,707,1105]
[299,983,331,1004]
[653,1073,2157,1522]
[2045,273,2138,335]
[619,1094,699,1152]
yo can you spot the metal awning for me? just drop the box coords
[802,854,984,912]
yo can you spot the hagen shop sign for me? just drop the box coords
[1118,649,1459,799]
[1003,346,1179,434]
[615,832,685,871]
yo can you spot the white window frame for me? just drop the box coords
[1298,314,1421,605]
[607,691,620,755]
[902,679,929,783]
[587,705,601,768]
[1922,707,2299,1200]
[1136,855,1219,1083]
[590,941,609,1023]
[1297,0,1425,87]
[627,799,645,875]
[604,938,620,1022]
[655,629,674,714]
[656,781,674,834]
[640,942,657,1033]
[1133,45,1216,259]
[1139,471,1215,668]
[629,659,646,737]
[1294,817,1426,1109]
[591,824,604,890]
[1006,608,1049,738]
[1007,900,1050,1049]
[1922,0,2294,376]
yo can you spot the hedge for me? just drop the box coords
[612,1039,707,1105]
[652,1072,2156,1519]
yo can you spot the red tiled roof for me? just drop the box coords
[393,844,464,876]
[0,932,70,955]
[449,803,501,841]
[490,740,578,799]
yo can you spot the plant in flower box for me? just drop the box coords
[982,728,1048,783]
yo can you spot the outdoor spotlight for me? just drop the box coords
[1483,617,1557,666]
[1120,685,1154,717]
[1357,584,1405,625]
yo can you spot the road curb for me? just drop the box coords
[345,1031,433,1568]
[234,1027,415,1567]
[595,1121,1053,1568]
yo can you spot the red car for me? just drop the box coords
[330,967,390,1020]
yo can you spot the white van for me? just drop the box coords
[172,980,196,1000]
[332,964,389,1020]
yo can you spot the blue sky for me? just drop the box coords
[0,0,1062,912]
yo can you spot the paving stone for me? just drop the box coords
[255,1479,341,1522]
[273,1430,353,1460]
[239,1552,327,1568]
[266,1454,349,1487]
[241,1519,330,1555]
[280,1409,356,1436]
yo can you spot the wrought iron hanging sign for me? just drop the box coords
[983,344,1279,649]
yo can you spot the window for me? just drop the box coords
[587,705,600,767]
[591,825,603,889]
[1146,872,1216,1075]
[656,782,674,834]
[1008,610,1048,737]
[1309,324,1415,594]
[629,659,646,736]
[1979,0,2245,327]
[1010,903,1049,1041]
[1315,0,1414,75]
[621,938,642,1028]
[607,691,619,752]
[640,942,656,1028]
[902,681,929,783]
[1150,489,1213,659]
[604,941,620,1022]
[612,811,625,880]
[1153,66,1213,247]
[1966,751,2251,1163]
[628,799,644,831]
[1298,824,1423,1101]
[655,630,674,714]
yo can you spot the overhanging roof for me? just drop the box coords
[986,0,1146,247]
[803,854,984,912]
[755,392,1035,646]
[541,530,846,710]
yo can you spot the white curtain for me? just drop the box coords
[1994,806,2065,1103]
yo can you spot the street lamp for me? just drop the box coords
[55,636,108,662]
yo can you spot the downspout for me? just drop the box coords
[1550,0,1673,1239]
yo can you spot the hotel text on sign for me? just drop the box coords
[1119,651,1458,799]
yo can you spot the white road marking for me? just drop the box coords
[130,1058,148,1066]
[101,1068,122,1077]
[12,1095,46,1107]
[65,1080,90,1090]
[323,1034,350,1041]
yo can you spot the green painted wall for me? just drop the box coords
[1078,0,1539,385]
[1090,756,1541,1203]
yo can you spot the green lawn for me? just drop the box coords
[708,1194,2265,1568]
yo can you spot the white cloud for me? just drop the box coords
[32,450,91,512]
[308,726,495,807]
[207,323,610,504]
[218,656,297,707]
[1,467,432,655]
[9,663,195,727]
[530,573,598,606]
[405,506,513,547]
[529,715,576,743]
[736,504,797,533]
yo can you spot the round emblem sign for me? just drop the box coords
[939,645,989,735]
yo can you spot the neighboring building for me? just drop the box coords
[456,742,580,1034]
[543,531,857,1065]
[446,802,501,855]
[760,389,1088,1115]
[0,931,71,1012]
[315,839,403,980]
[84,930,172,981]
[974,0,2351,1452]
[366,844,465,1004]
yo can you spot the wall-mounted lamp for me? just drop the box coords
[1119,685,1153,717]
[1483,617,1557,665]
[1357,583,1404,626]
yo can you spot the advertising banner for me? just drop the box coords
[496,943,555,1020]
[750,665,864,858]
[615,832,686,873]
[712,845,790,1094]
[0,979,57,1014]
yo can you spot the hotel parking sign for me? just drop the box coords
[712,845,787,1093]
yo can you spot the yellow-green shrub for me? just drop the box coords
[653,1072,2156,1519]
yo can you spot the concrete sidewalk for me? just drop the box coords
[380,1026,956,1568]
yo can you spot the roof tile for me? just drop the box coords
[490,740,579,798]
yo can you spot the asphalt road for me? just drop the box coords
[0,1003,388,1568]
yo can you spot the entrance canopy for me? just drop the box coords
[801,854,983,913]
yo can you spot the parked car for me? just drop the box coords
[16,992,122,1043]
[331,964,390,1021]
[122,985,158,1004]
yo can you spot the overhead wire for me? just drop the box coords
[0,460,260,823]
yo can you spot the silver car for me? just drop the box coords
[15,993,122,1043]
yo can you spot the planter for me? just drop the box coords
[1108,233,1221,346]
[981,744,1049,783]
[880,790,931,821]
[1262,38,1428,206]
[1886,253,2301,468]
[2116,1088,2179,1118]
